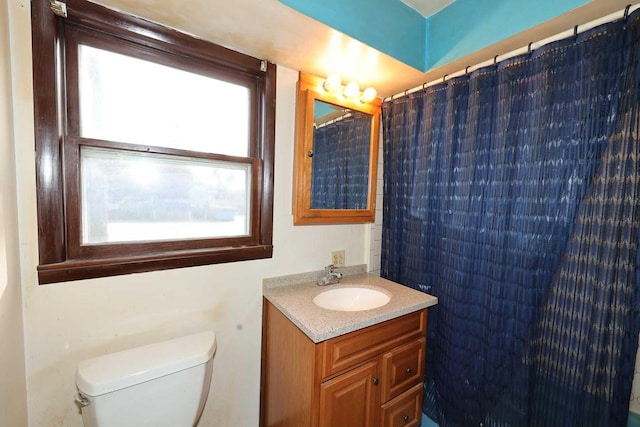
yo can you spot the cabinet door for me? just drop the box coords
[319,360,378,427]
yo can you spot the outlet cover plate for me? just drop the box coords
[331,250,345,267]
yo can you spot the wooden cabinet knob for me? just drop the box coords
[372,377,379,386]
[406,367,412,374]
[403,414,410,423]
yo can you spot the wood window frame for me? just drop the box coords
[31,0,276,284]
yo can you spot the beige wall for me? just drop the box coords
[7,1,370,426]
[0,0,28,425]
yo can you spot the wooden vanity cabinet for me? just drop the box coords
[260,300,428,427]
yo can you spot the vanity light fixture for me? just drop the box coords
[323,73,342,93]
[343,81,360,100]
[360,87,378,103]
[321,74,377,104]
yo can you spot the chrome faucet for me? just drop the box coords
[317,264,343,286]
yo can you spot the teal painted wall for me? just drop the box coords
[425,0,589,69]
[278,0,592,72]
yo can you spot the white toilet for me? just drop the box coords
[75,331,216,427]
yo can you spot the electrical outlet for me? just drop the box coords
[331,250,345,267]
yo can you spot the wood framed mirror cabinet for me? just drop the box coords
[293,72,381,225]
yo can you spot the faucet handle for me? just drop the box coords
[317,264,341,285]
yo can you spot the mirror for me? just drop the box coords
[311,99,372,210]
[293,72,381,224]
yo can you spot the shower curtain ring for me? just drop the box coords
[528,42,534,54]
[493,55,499,66]
[624,4,631,19]
[443,74,448,83]
[573,25,579,39]
[465,65,471,74]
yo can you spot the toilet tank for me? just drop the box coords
[76,331,216,427]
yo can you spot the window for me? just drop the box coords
[31,0,275,284]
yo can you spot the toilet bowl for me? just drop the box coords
[75,331,216,427]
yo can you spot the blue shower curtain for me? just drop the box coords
[382,11,640,427]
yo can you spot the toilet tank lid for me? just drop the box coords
[76,331,216,397]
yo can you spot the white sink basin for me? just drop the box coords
[313,287,390,312]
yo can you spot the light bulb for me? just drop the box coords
[360,87,377,103]
[343,81,360,99]
[323,73,341,93]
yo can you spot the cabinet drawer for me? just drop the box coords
[320,310,427,379]
[380,383,423,427]
[381,338,425,401]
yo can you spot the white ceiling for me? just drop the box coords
[399,0,455,17]
[89,0,426,97]
[89,0,633,98]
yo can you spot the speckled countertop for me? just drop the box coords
[263,272,438,343]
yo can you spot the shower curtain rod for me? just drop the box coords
[315,111,353,129]
[385,3,640,102]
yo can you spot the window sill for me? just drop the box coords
[37,245,273,284]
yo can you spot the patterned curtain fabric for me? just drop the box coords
[381,11,640,427]
[311,111,371,209]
